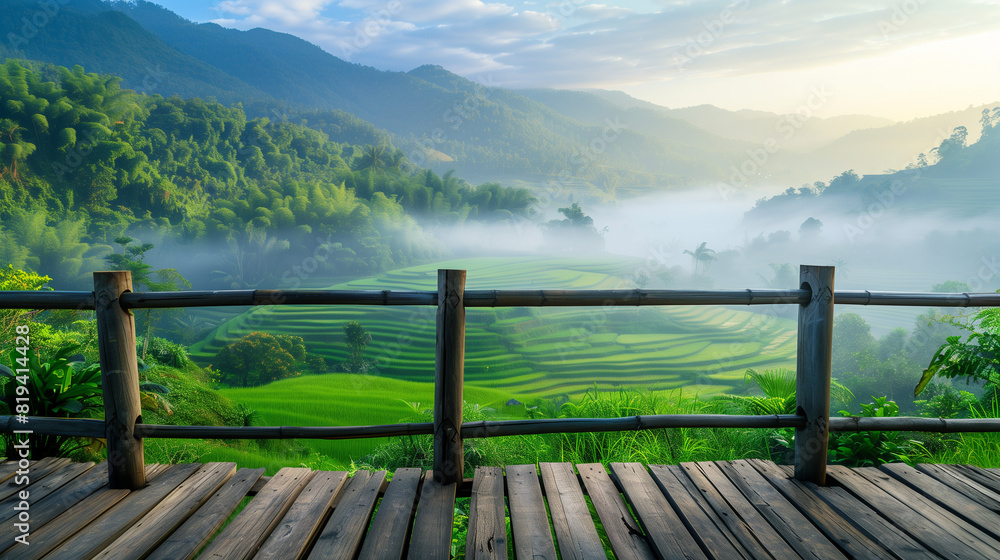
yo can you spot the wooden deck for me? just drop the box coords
[3,458,1000,559]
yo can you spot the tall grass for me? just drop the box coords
[918,400,1000,467]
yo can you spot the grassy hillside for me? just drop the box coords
[191,257,798,400]
[216,373,515,467]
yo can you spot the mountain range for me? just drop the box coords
[1,0,995,200]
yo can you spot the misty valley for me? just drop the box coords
[2,3,1000,555]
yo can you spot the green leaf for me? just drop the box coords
[0,363,13,378]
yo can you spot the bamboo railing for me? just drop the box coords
[2,265,1000,489]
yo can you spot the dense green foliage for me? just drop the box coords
[916,307,1000,406]
[0,345,103,458]
[0,60,536,288]
[213,331,308,388]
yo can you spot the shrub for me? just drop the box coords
[213,332,307,387]
[0,344,103,458]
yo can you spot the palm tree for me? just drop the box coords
[683,242,716,275]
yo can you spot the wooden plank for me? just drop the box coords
[747,459,895,560]
[1,462,162,560]
[610,462,708,560]
[2,487,131,560]
[950,464,1000,495]
[307,469,386,560]
[92,462,238,560]
[718,460,847,560]
[358,468,423,560]
[0,462,109,551]
[537,463,604,560]
[198,467,314,560]
[0,457,69,501]
[43,462,199,560]
[576,462,654,560]
[677,462,780,560]
[407,472,457,560]
[255,470,350,560]
[0,460,24,484]
[854,465,1000,544]
[918,463,1000,511]
[466,466,508,560]
[695,462,801,560]
[146,467,265,560]
[810,484,941,560]
[505,464,557,560]
[0,461,93,524]
[828,464,999,560]
[648,464,754,560]
[881,462,1000,536]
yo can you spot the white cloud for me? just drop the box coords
[201,0,1000,115]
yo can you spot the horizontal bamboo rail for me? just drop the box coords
[8,414,1000,442]
[6,265,1000,488]
[4,288,1000,310]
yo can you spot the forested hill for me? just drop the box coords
[0,60,536,289]
[0,0,746,186]
[744,110,1000,224]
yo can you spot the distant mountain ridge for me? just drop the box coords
[2,0,995,198]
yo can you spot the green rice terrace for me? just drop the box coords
[189,257,798,465]
[192,256,797,398]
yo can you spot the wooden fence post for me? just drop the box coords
[94,271,146,489]
[434,269,466,484]
[794,265,835,484]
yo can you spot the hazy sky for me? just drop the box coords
[150,0,1000,120]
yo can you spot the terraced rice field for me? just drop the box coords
[192,256,798,400]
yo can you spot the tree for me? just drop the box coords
[543,203,605,252]
[342,321,372,372]
[0,265,51,340]
[683,242,716,276]
[915,307,1000,407]
[214,332,307,387]
[106,236,190,359]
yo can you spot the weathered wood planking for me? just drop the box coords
[718,460,847,560]
[946,464,1000,497]
[0,461,93,524]
[916,463,1000,512]
[537,462,605,560]
[808,482,940,560]
[647,463,753,560]
[0,462,109,552]
[254,470,349,560]
[881,462,1000,538]
[466,466,508,560]
[407,472,457,560]
[4,464,167,560]
[0,457,69,501]
[852,465,1000,547]
[676,462,779,560]
[0,460,25,484]
[197,466,314,560]
[43,463,198,560]
[828,464,999,560]
[610,462,709,560]
[747,459,895,560]
[306,469,386,559]
[506,464,557,560]
[577,462,655,560]
[92,462,238,560]
[146,467,265,560]
[358,467,423,560]
[695,462,802,560]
